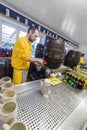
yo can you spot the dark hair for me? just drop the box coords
[81,53,85,57]
[27,25,38,34]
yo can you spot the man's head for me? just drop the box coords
[27,26,39,42]
[81,53,85,57]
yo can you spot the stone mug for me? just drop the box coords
[0,100,17,123]
[0,77,11,84]
[40,78,51,97]
[2,121,28,130]
[0,89,16,103]
[0,83,14,93]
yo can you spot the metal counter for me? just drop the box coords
[15,81,87,130]
[1,80,87,130]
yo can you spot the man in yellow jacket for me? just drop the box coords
[11,26,43,84]
[77,53,85,69]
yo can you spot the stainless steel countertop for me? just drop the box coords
[0,80,87,130]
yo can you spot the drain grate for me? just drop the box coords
[17,90,67,130]
[17,83,87,130]
[51,84,80,113]
[63,83,87,99]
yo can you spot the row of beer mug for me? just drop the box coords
[0,76,52,99]
[0,77,51,130]
[0,77,28,130]
[0,77,16,103]
[1,100,27,130]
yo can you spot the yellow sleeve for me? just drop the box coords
[79,57,85,65]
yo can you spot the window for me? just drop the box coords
[2,24,17,48]
[19,31,27,37]
[0,15,46,57]
[32,37,40,56]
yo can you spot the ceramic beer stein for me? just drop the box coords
[0,77,11,84]
[0,89,16,103]
[0,83,14,93]
[41,78,51,97]
[0,100,17,123]
[2,121,28,130]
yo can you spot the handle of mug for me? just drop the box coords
[2,123,9,130]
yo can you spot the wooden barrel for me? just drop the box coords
[44,39,65,69]
[35,44,44,58]
[64,50,81,69]
[74,51,81,66]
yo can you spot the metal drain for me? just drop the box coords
[17,82,87,130]
[63,83,87,99]
[51,84,80,113]
[17,90,67,130]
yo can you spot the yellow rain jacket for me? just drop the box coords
[77,56,85,69]
[11,37,32,84]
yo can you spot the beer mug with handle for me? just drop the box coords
[0,100,17,123]
[0,89,16,103]
[2,121,28,130]
[40,78,51,97]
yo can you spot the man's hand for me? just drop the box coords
[26,57,44,66]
